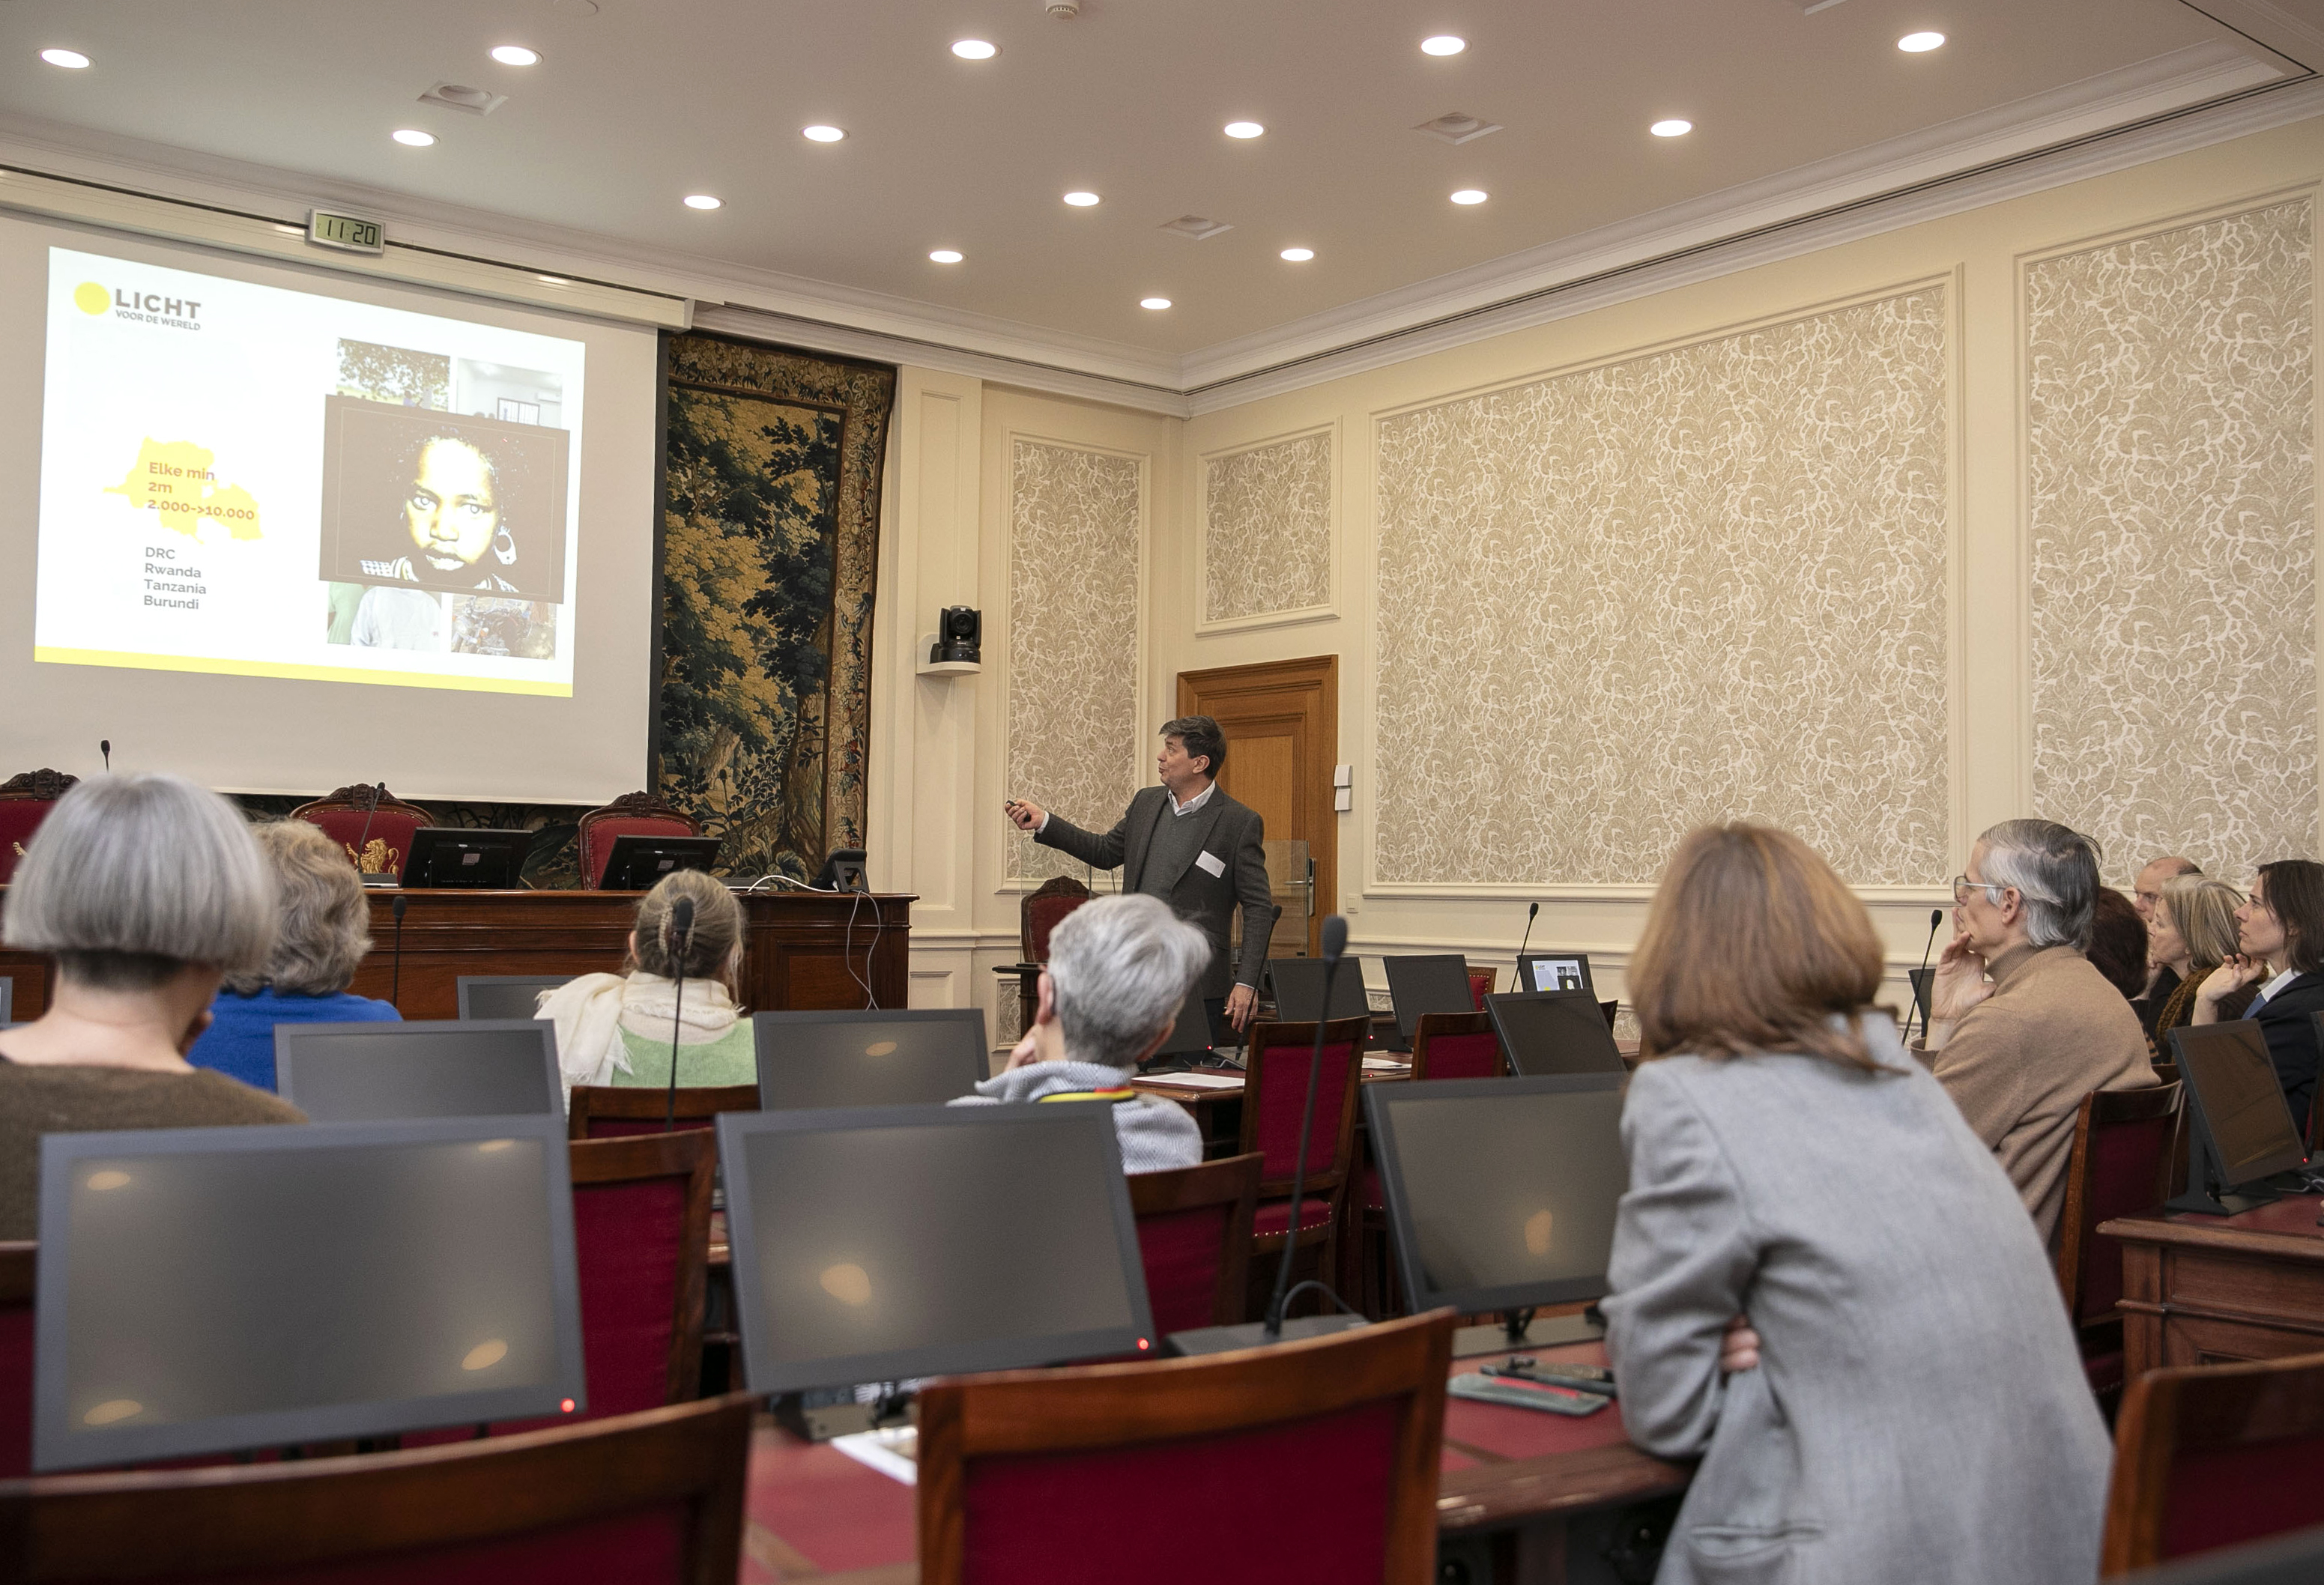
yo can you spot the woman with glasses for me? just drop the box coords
[2192,859,2324,1136]
[1922,820,2155,1249]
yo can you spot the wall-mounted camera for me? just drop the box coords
[931,606,981,665]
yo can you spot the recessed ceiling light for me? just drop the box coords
[1280,246,1315,261]
[929,249,963,264]
[1650,118,1692,138]
[1420,35,1465,55]
[1449,188,1487,204]
[683,193,722,210]
[1062,190,1101,207]
[392,128,436,147]
[802,124,845,142]
[1223,121,1264,139]
[951,38,999,59]
[1898,30,1945,52]
[536,274,569,284]
[489,44,541,66]
[1140,297,1172,310]
[40,48,91,69]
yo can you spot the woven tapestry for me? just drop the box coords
[653,335,895,881]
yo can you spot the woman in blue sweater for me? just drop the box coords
[187,819,399,1089]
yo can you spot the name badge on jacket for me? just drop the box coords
[1195,850,1226,878]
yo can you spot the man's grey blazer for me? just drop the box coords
[1035,785,1272,999]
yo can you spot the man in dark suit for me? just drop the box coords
[1005,715,1271,1040]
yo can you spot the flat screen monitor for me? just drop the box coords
[402,827,530,889]
[1366,1073,1628,1319]
[33,1115,585,1471]
[599,834,721,891]
[275,1020,563,1123]
[456,975,572,1021]
[752,1009,988,1111]
[1147,991,1212,1060]
[1484,990,1627,1076]
[1267,957,1371,1027]
[1517,953,1594,995]
[717,1103,1155,1394]
[0,975,10,1025]
[2167,1022,2308,1213]
[1384,954,1476,1042]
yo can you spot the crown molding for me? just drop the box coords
[0,40,2314,420]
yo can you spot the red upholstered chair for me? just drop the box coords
[2056,1082,2181,1410]
[1465,967,1495,1010]
[0,769,77,885]
[916,1309,1456,1585]
[1,1393,754,1584]
[566,1084,760,1140]
[2102,1351,2324,1575]
[0,1240,32,1480]
[1128,1154,1263,1336]
[1237,1016,1367,1318]
[1409,1011,1503,1082]
[1020,875,1091,966]
[290,783,432,880]
[568,1132,715,1418]
[578,792,702,891]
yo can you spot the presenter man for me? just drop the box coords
[1006,715,1271,1040]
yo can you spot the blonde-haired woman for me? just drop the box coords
[1602,822,2109,1585]
[2147,874,2254,1056]
[538,869,752,1105]
[189,819,401,1091]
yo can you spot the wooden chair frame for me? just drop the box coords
[1127,1153,1264,1329]
[2055,1082,2182,1326]
[0,1394,757,1583]
[0,1243,28,1311]
[567,1084,760,1140]
[2102,1351,2324,1575]
[916,1310,1456,1585]
[1018,875,1091,964]
[568,1132,718,1407]
[1408,1010,1501,1080]
[1237,1016,1370,1201]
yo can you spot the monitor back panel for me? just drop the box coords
[1267,957,1371,1025]
[752,1009,989,1111]
[455,975,572,1022]
[601,835,721,891]
[1369,1075,1627,1315]
[275,1022,563,1123]
[2169,1022,2306,1184]
[1149,992,1212,1058]
[718,1104,1153,1393]
[1517,954,1595,995]
[1383,954,1476,1039]
[34,1115,585,1470]
[1485,991,1627,1076]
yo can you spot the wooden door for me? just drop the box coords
[1177,656,1336,959]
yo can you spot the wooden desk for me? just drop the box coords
[2104,1193,2324,1385]
[739,1336,1689,1584]
[0,888,913,1022]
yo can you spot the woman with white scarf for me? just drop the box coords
[537,870,753,1106]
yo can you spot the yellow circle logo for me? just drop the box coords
[73,282,109,315]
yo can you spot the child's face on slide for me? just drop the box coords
[405,439,500,570]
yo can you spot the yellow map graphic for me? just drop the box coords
[104,439,262,542]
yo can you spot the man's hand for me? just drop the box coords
[1225,984,1257,1031]
[1929,930,1993,1023]
[1003,798,1047,833]
[1719,1314,1761,1375]
[1003,1028,1043,1071]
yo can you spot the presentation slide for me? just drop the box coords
[36,246,587,696]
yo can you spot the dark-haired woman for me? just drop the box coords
[1602,822,2108,1585]
[2194,858,2324,1136]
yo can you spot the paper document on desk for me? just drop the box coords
[1147,1071,1243,1090]
[1362,1057,1411,1073]
[832,1425,918,1485]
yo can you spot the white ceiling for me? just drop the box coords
[0,0,2308,374]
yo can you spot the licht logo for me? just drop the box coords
[73,280,202,330]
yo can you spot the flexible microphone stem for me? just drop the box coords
[665,897,696,1132]
[352,781,384,876]
[389,894,407,1009]
[1903,907,1943,1043]
[1515,901,1539,990]
[1266,915,1347,1338]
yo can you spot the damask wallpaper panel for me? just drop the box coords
[1373,285,1952,888]
[1006,437,1145,882]
[2027,198,2317,883]
[1202,427,1334,628]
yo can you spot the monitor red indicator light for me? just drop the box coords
[1137,1338,1152,1351]
[560,1398,577,1413]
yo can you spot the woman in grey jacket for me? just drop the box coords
[1602,823,2111,1585]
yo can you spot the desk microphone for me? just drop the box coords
[1265,913,1346,1339]
[664,896,696,1132]
[1515,901,1539,988]
[389,894,408,1009]
[99,740,110,773]
[1902,907,1943,1043]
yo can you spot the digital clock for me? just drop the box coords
[306,209,385,255]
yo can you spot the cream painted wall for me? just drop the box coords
[874,112,2324,1031]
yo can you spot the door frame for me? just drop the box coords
[1176,655,1337,960]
